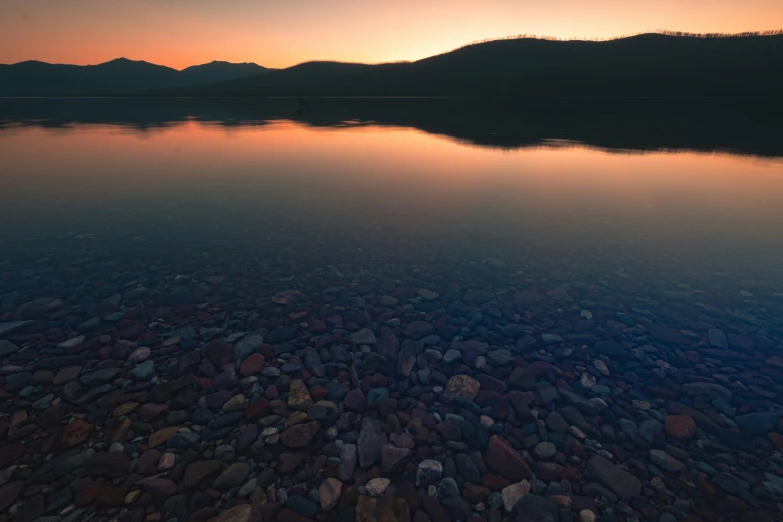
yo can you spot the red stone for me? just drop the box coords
[484,435,532,481]
[245,399,270,420]
[59,420,94,448]
[239,353,265,377]
[481,474,510,490]
[75,479,104,506]
[281,421,320,448]
[665,415,697,438]
[97,486,127,507]
[203,340,234,366]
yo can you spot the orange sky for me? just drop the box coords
[2,0,782,69]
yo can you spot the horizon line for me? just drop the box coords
[2,28,782,70]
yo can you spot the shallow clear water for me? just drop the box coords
[2,102,783,293]
[2,99,783,521]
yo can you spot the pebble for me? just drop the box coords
[0,230,780,522]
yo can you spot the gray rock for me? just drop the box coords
[454,453,480,484]
[735,412,780,435]
[438,477,460,498]
[649,450,684,472]
[594,341,626,357]
[545,412,569,433]
[131,360,155,380]
[338,443,357,481]
[80,368,120,387]
[443,349,461,364]
[287,495,318,517]
[713,472,750,494]
[0,340,20,357]
[442,496,472,520]
[586,456,641,500]
[536,382,560,405]
[0,321,33,338]
[357,418,387,468]
[351,328,376,345]
[511,494,559,522]
[534,442,557,460]
[487,349,513,365]
[416,459,443,486]
[707,329,728,348]
[235,334,264,360]
[213,462,250,489]
[639,419,665,447]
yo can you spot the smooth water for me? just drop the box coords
[2,99,783,521]
[2,99,783,289]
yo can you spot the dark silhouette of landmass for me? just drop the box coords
[1,33,781,98]
[0,58,269,96]
[196,33,782,97]
[2,97,782,158]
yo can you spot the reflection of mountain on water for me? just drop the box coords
[1,97,782,158]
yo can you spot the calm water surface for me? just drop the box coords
[2,100,783,520]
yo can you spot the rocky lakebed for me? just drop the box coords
[1,235,783,522]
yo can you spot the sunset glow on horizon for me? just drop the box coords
[2,0,783,69]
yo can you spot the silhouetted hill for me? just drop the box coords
[2,33,781,97]
[180,61,270,85]
[0,58,269,96]
[194,33,783,97]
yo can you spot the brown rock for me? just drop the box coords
[320,478,343,511]
[0,481,24,512]
[138,403,168,421]
[422,494,449,522]
[462,483,490,503]
[586,455,641,501]
[484,435,532,481]
[281,421,320,448]
[665,415,696,438]
[75,479,105,506]
[287,379,313,411]
[137,449,161,475]
[143,478,178,499]
[206,504,253,522]
[148,426,181,448]
[279,452,306,473]
[239,353,265,377]
[508,367,536,390]
[59,419,94,448]
[13,493,44,522]
[0,443,25,468]
[83,452,131,477]
[184,460,223,489]
[38,403,68,429]
[446,374,480,400]
[111,417,132,443]
[113,401,140,417]
[357,495,411,522]
[204,340,235,366]
[97,486,127,507]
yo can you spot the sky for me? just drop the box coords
[1,0,782,69]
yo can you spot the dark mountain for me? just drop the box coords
[0,58,268,96]
[2,33,781,97]
[193,32,783,98]
[180,61,269,85]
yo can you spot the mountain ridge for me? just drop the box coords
[0,58,269,95]
[2,32,782,97]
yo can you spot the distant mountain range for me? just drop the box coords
[0,59,270,96]
[2,33,782,97]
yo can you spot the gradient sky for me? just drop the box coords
[2,0,782,69]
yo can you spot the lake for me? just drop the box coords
[1,98,783,522]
